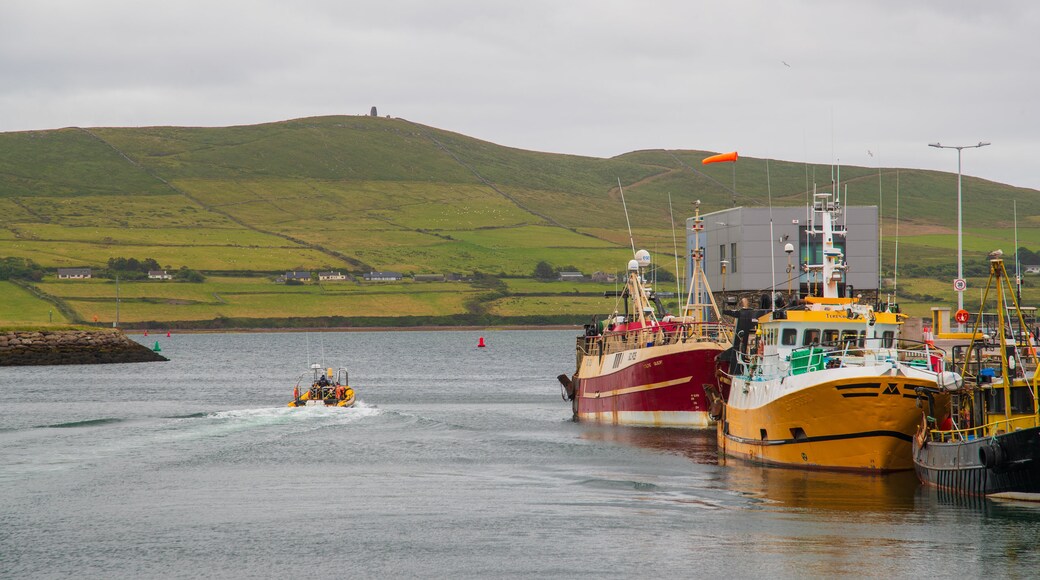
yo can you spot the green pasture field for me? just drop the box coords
[894,229,1040,254]
[448,226,617,249]
[382,194,536,231]
[13,194,236,229]
[320,229,447,254]
[179,179,540,234]
[345,241,632,276]
[503,279,620,294]
[94,117,484,183]
[38,277,474,301]
[320,281,469,295]
[576,227,684,253]
[65,284,476,323]
[0,282,69,325]
[0,200,36,224]
[36,279,307,301]
[0,127,172,198]
[488,295,623,317]
[6,224,300,248]
[0,241,334,270]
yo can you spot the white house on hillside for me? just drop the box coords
[57,268,92,279]
[364,271,403,282]
[318,271,347,281]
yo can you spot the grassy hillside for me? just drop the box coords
[1,115,1038,327]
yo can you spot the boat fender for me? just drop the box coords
[937,371,963,392]
[557,374,576,400]
[709,399,723,421]
[980,443,1006,469]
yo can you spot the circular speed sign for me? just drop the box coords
[953,278,967,292]
[955,309,970,324]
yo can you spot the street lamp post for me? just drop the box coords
[928,141,990,332]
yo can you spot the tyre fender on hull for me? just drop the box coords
[980,443,1007,469]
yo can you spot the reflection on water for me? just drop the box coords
[579,422,923,512]
[721,462,921,513]
[577,423,719,464]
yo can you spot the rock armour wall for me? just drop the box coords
[0,330,168,366]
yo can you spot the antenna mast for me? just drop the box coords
[668,193,682,301]
[767,160,776,310]
[618,177,636,257]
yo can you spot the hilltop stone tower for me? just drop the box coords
[370,106,378,117]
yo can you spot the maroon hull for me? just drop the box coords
[574,344,728,427]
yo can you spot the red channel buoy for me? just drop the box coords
[166,331,171,337]
[144,330,148,336]
[478,336,486,348]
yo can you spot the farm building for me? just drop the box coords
[364,271,403,282]
[57,268,92,279]
[318,271,347,281]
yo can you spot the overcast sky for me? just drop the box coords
[2,1,1038,190]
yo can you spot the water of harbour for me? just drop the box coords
[2,330,1039,578]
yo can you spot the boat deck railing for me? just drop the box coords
[925,414,1040,443]
[731,339,949,381]
[575,322,732,360]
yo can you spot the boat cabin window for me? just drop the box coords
[881,331,895,348]
[803,329,821,346]
[781,328,798,346]
[858,330,867,347]
[822,329,840,346]
[985,386,1035,415]
[766,328,778,346]
[840,330,859,348]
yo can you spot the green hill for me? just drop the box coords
[1,115,1038,328]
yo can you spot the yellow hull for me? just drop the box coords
[287,390,355,408]
[719,375,945,472]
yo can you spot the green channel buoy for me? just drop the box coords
[153,341,162,352]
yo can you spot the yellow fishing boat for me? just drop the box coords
[913,251,1040,497]
[712,193,960,472]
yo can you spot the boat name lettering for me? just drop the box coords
[642,360,664,369]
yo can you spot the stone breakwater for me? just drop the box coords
[0,329,168,366]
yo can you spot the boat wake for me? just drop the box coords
[36,417,128,429]
[201,400,380,429]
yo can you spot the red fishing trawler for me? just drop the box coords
[557,203,731,427]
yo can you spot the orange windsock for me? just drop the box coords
[702,151,738,165]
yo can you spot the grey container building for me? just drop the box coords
[686,204,879,300]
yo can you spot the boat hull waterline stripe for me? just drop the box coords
[724,428,914,447]
[582,376,693,399]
